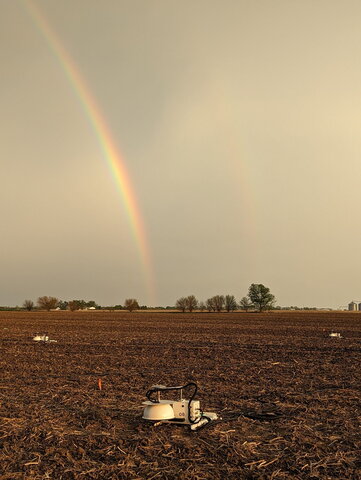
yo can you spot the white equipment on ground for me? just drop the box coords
[329,332,342,338]
[32,333,57,343]
[142,382,218,431]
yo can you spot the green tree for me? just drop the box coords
[58,300,69,310]
[111,304,123,310]
[76,299,87,309]
[86,300,99,309]
[248,284,275,312]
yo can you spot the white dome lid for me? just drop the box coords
[143,403,175,420]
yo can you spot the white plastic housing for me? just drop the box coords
[189,400,201,421]
[33,335,49,342]
[142,399,201,424]
[143,403,175,420]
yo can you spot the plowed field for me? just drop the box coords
[0,310,360,479]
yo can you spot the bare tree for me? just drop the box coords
[239,296,253,312]
[23,300,34,311]
[212,295,225,312]
[68,300,80,311]
[199,301,206,312]
[206,298,215,312]
[186,295,198,312]
[176,297,187,312]
[124,298,139,312]
[225,295,237,312]
[37,296,59,311]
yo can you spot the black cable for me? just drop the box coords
[146,382,197,403]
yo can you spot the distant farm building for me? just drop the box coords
[348,301,360,311]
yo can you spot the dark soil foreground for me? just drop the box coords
[0,311,360,480]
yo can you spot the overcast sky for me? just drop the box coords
[2,0,361,308]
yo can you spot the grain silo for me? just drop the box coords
[348,301,358,311]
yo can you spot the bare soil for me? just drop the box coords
[0,310,360,479]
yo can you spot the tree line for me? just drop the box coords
[22,297,140,312]
[176,284,275,313]
[20,284,275,313]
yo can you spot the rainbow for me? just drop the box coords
[23,0,156,305]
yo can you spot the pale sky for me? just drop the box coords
[2,0,361,308]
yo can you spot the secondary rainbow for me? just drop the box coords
[24,0,156,304]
